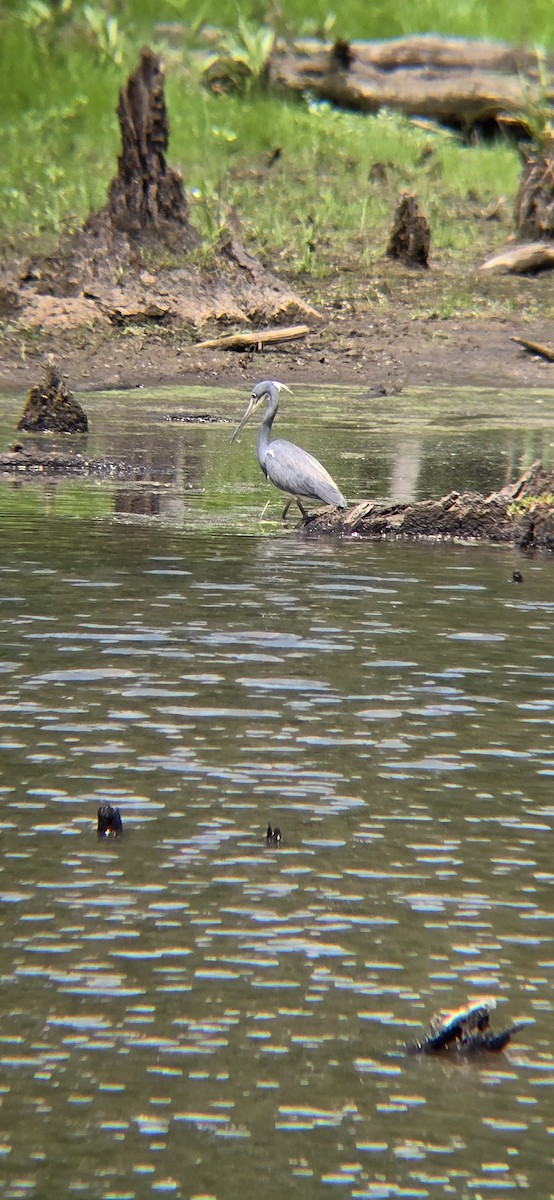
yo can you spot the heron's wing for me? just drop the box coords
[265,439,346,507]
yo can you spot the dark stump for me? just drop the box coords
[386,192,430,266]
[17,361,88,434]
[515,146,554,241]
[105,46,198,246]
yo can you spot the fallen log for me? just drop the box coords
[480,243,554,273]
[278,35,551,75]
[195,324,310,350]
[266,35,552,133]
[301,462,554,551]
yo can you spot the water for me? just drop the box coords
[0,384,554,1200]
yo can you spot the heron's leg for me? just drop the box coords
[281,499,292,520]
[295,498,308,517]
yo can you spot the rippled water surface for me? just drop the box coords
[0,384,554,1200]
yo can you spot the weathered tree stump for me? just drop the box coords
[10,46,318,331]
[386,193,430,266]
[106,46,198,246]
[17,360,88,434]
[301,462,554,552]
[515,145,554,240]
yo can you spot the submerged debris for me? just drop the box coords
[17,360,88,434]
[97,803,123,838]
[407,997,526,1055]
[302,461,554,551]
[165,412,231,423]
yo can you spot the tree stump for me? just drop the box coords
[515,145,554,240]
[386,193,430,266]
[17,360,88,434]
[106,46,198,246]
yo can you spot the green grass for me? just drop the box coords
[0,0,546,295]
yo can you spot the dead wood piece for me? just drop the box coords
[481,243,554,273]
[195,324,310,351]
[515,148,554,241]
[387,194,430,266]
[107,47,198,245]
[265,34,554,134]
[0,446,169,481]
[282,35,553,75]
[510,336,554,362]
[218,233,264,278]
[17,360,88,434]
[301,462,554,551]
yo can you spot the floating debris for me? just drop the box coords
[97,804,123,838]
[407,996,526,1055]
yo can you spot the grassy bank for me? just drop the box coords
[0,1,552,320]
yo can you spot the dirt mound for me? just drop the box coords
[9,48,318,336]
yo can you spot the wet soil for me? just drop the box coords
[1,261,554,397]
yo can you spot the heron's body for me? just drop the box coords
[231,380,347,517]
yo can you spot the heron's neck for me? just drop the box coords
[257,394,279,465]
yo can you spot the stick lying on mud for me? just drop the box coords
[510,336,554,362]
[195,325,310,351]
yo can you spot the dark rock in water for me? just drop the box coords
[406,996,526,1055]
[266,823,282,845]
[97,803,123,837]
[17,361,88,433]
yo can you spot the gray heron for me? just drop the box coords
[231,380,347,518]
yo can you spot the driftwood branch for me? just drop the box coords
[510,336,554,362]
[302,462,554,551]
[195,324,310,351]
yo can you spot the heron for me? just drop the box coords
[231,380,347,519]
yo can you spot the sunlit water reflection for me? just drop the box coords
[0,384,553,1199]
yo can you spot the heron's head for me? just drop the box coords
[230,380,292,442]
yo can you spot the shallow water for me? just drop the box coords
[0,384,554,1199]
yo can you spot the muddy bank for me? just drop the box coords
[2,303,554,397]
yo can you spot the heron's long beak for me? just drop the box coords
[230,383,293,443]
[230,396,257,443]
